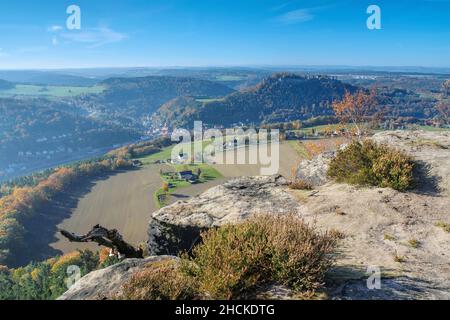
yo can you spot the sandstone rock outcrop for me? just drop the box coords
[147,175,301,255]
[60,130,450,300]
[295,151,335,186]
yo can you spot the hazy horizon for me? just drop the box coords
[1,64,450,74]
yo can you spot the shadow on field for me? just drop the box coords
[14,169,135,267]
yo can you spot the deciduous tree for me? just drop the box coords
[332,90,379,138]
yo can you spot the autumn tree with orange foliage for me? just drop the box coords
[303,141,326,160]
[332,90,379,138]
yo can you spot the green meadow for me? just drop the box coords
[135,141,222,208]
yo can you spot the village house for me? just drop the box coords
[178,170,199,183]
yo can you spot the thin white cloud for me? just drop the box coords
[47,25,127,48]
[61,27,127,48]
[48,25,63,32]
[273,4,334,25]
[275,8,315,24]
[271,0,297,12]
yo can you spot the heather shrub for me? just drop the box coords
[327,140,415,191]
[183,214,338,299]
[116,215,338,300]
[118,259,198,300]
[182,219,269,299]
[267,216,337,292]
[371,152,415,191]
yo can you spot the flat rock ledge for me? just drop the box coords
[147,175,302,255]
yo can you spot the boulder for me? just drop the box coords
[147,175,302,255]
[58,256,176,300]
[295,151,335,186]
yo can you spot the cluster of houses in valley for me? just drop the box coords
[1,163,28,176]
[1,133,108,180]
[17,146,75,159]
[161,168,201,184]
[16,134,77,160]
[0,144,76,178]
[178,170,200,183]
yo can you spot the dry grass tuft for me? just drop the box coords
[289,179,313,190]
[118,259,198,300]
[407,239,420,248]
[435,222,450,233]
[394,253,407,263]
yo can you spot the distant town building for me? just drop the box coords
[178,170,199,183]
[161,125,170,137]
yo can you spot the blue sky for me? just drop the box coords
[0,0,449,69]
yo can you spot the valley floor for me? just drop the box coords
[50,142,302,254]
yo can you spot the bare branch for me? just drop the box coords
[60,225,143,259]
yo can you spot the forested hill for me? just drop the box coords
[0,98,140,174]
[153,73,357,127]
[73,76,235,121]
[0,80,14,90]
